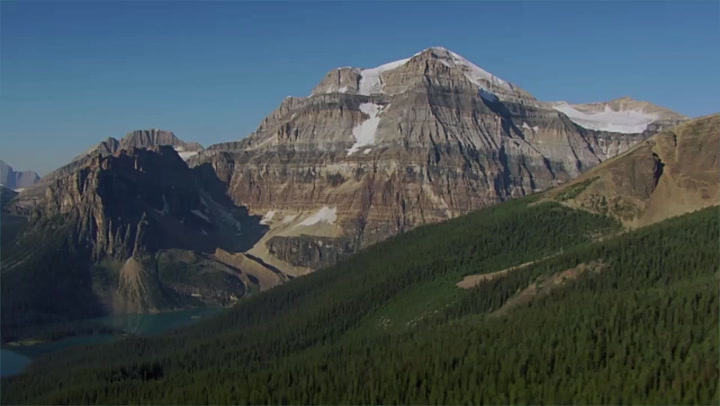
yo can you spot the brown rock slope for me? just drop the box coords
[191,47,686,272]
[547,114,719,227]
[1,146,277,330]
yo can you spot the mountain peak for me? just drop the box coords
[425,45,450,52]
[414,46,514,91]
[119,129,203,159]
[122,128,179,143]
[0,159,40,190]
[311,46,519,98]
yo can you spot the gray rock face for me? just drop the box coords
[0,160,40,190]
[119,129,203,152]
[266,235,355,269]
[191,47,687,273]
[1,146,278,326]
[12,129,203,213]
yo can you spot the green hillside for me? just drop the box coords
[2,196,717,404]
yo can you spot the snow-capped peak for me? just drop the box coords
[425,47,514,91]
[313,46,515,97]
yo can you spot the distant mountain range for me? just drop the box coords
[0,161,40,191]
[2,46,712,337]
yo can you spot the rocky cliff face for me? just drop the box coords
[1,146,277,331]
[548,114,719,228]
[0,160,40,190]
[11,129,203,213]
[191,47,685,272]
[71,129,203,161]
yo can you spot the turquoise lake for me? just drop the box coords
[1,307,224,377]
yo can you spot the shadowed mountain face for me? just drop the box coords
[10,129,204,214]
[548,114,719,227]
[0,161,40,190]
[1,146,283,339]
[189,47,687,273]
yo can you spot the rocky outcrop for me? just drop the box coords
[1,145,275,328]
[0,160,40,190]
[0,186,17,209]
[266,235,355,270]
[191,47,685,273]
[548,114,719,227]
[11,129,203,214]
[70,129,203,162]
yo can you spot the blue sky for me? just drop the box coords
[1,1,718,175]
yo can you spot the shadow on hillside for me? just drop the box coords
[481,96,526,141]
[192,163,268,253]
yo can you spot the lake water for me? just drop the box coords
[1,307,224,377]
[0,350,31,377]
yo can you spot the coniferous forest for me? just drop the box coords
[1,198,718,404]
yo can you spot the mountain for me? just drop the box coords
[551,96,688,134]
[3,115,716,405]
[0,48,696,340]
[0,185,17,208]
[0,145,283,340]
[72,129,203,163]
[9,129,203,213]
[190,46,687,272]
[547,114,718,227]
[0,161,40,191]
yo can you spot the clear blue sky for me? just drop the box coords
[1,1,718,175]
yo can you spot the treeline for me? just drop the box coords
[2,201,717,404]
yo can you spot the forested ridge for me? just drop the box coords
[1,198,717,404]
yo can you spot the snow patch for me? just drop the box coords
[192,209,210,223]
[440,49,513,90]
[363,148,372,154]
[260,210,276,225]
[299,206,337,226]
[178,151,198,160]
[174,146,199,161]
[358,58,410,95]
[347,103,383,155]
[553,103,658,134]
[13,188,25,193]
